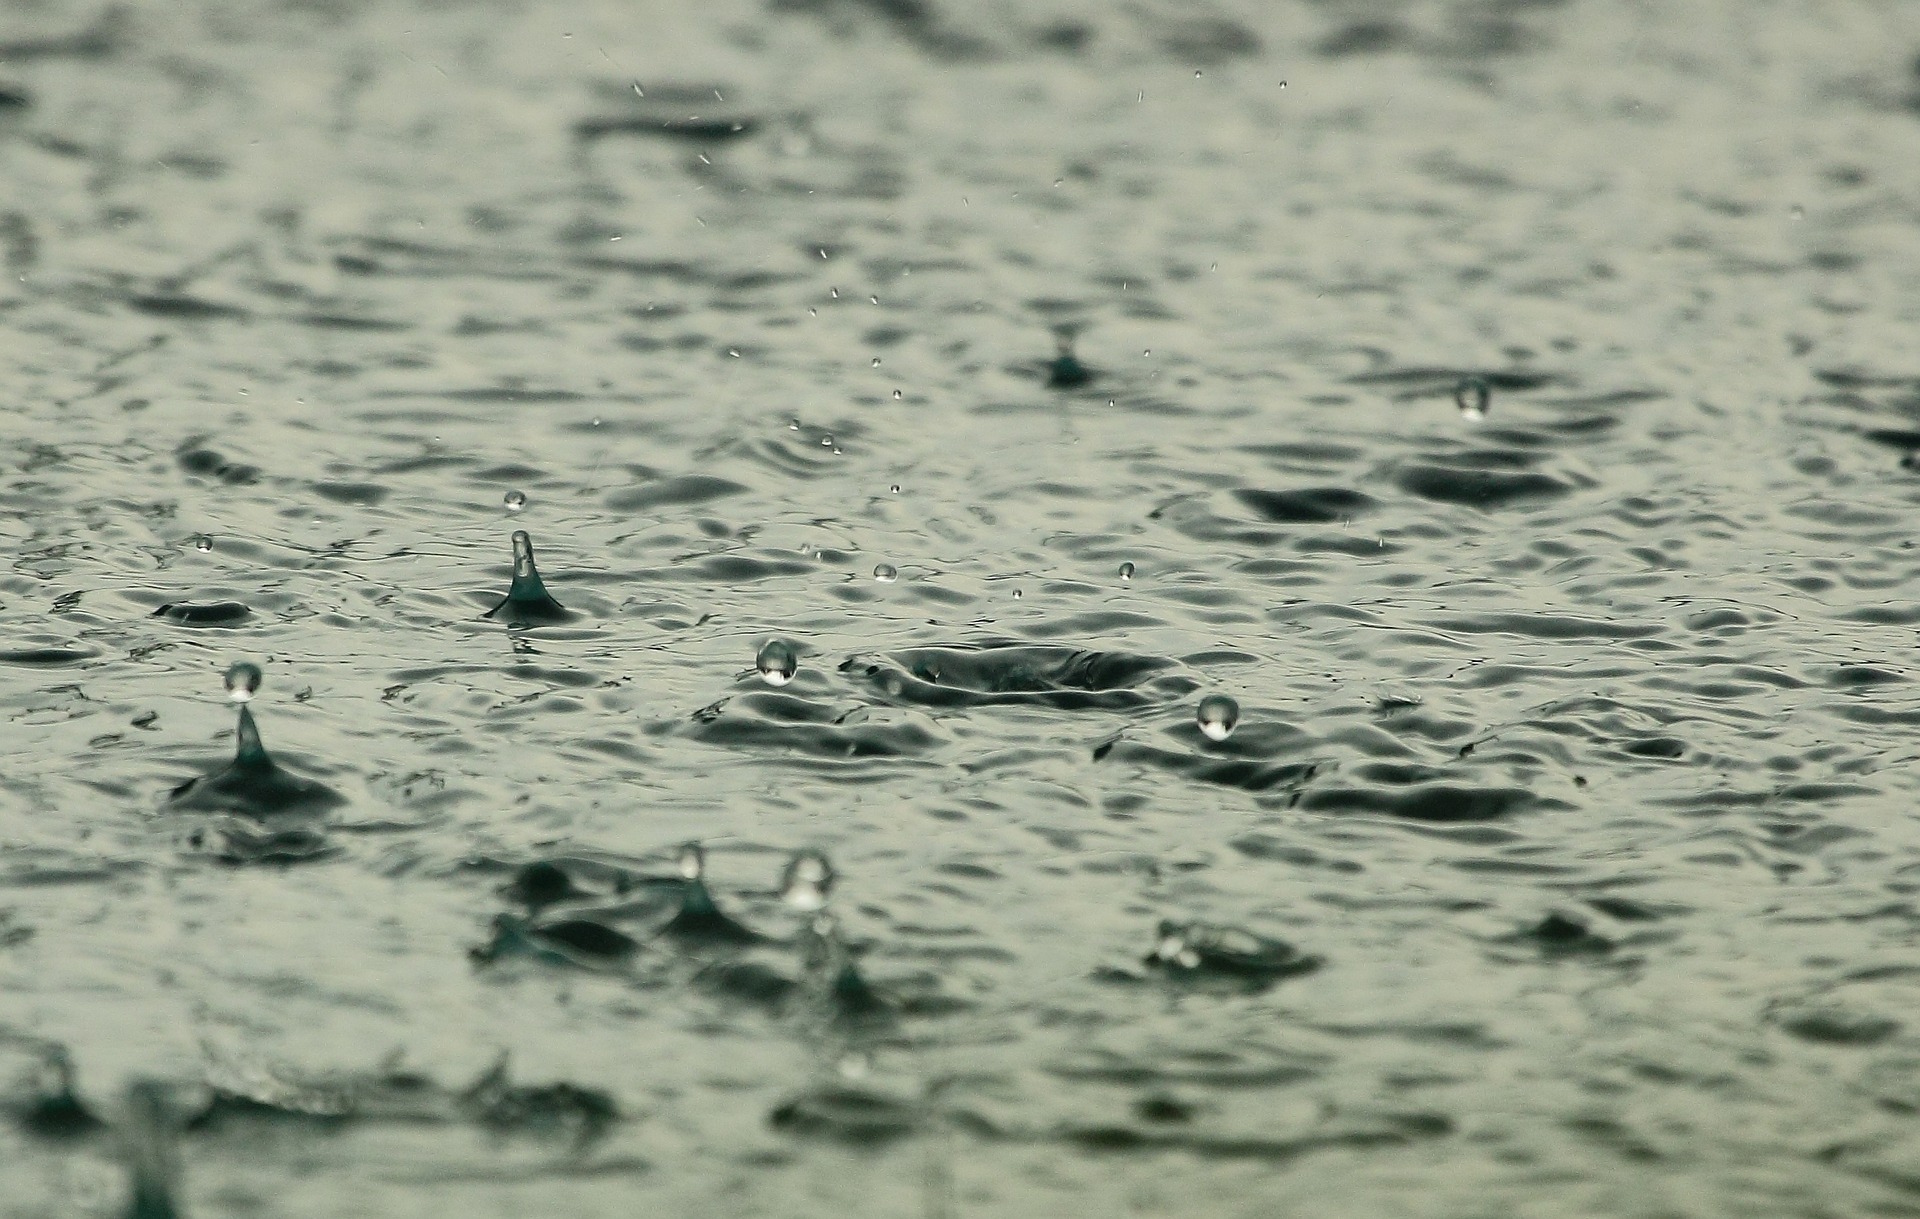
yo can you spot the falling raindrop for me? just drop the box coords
[503,490,527,513]
[192,534,213,552]
[1196,694,1240,742]
[224,662,262,703]
[889,484,901,494]
[873,564,898,583]
[781,849,835,911]
[756,639,799,686]
[1455,376,1491,421]
[871,357,881,368]
[1119,561,1135,580]
[892,389,902,400]
[821,434,834,447]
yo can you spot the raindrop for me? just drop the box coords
[781,849,835,911]
[889,484,901,494]
[1196,694,1239,742]
[892,389,902,400]
[1011,588,1023,599]
[821,434,834,447]
[1194,69,1203,78]
[868,295,879,305]
[871,357,881,368]
[873,564,898,583]
[830,287,840,298]
[224,661,262,704]
[192,534,213,552]
[503,490,527,513]
[1455,376,1491,421]
[1119,561,1135,580]
[677,841,706,881]
[756,639,799,686]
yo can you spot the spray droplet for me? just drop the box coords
[756,639,799,686]
[1455,376,1491,421]
[192,534,213,552]
[820,434,834,447]
[224,662,262,703]
[1196,694,1239,742]
[503,490,527,513]
[677,841,706,881]
[873,564,898,583]
[1119,561,1135,580]
[892,389,902,400]
[871,357,881,368]
[781,849,835,911]
[889,484,901,494]
[1011,588,1022,599]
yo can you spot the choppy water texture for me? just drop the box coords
[4,0,1920,1215]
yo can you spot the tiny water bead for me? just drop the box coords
[781,849,834,911]
[873,564,898,583]
[503,490,527,513]
[192,534,213,552]
[1455,376,1491,421]
[224,661,262,703]
[677,841,706,881]
[1119,562,1135,581]
[756,639,799,686]
[1196,694,1240,742]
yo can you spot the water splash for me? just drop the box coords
[756,639,799,686]
[503,489,527,513]
[781,849,835,912]
[484,530,575,625]
[168,665,342,818]
[1196,694,1240,742]
[1455,375,1491,421]
[121,1081,184,1219]
[659,842,761,944]
[1045,327,1092,389]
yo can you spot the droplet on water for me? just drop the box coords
[224,661,263,704]
[192,534,213,553]
[503,490,527,513]
[873,564,898,583]
[1119,561,1135,580]
[756,639,799,686]
[1455,376,1491,421]
[870,357,881,368]
[781,849,835,911]
[677,841,706,881]
[892,389,902,400]
[1196,694,1239,742]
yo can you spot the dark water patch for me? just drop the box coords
[294,313,409,332]
[1828,665,1902,687]
[682,696,940,761]
[1423,612,1661,642]
[128,294,249,321]
[0,10,120,60]
[175,443,260,485]
[606,475,749,512]
[0,645,95,666]
[1057,1123,1440,1162]
[1503,912,1616,955]
[1767,1003,1901,1047]
[768,1084,920,1145]
[1620,736,1687,760]
[575,114,758,141]
[471,913,639,970]
[1396,463,1571,508]
[168,706,344,819]
[1141,920,1323,988]
[1301,781,1547,823]
[1232,487,1375,524]
[460,1055,618,1146]
[153,601,252,627]
[11,1050,104,1139]
[845,642,1183,712]
[1097,736,1319,796]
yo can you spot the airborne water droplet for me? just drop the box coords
[1119,561,1135,580]
[873,564,898,583]
[892,389,902,400]
[871,357,881,368]
[503,490,527,513]
[224,661,263,704]
[677,841,706,881]
[1196,694,1239,742]
[889,484,901,494]
[192,534,213,552]
[781,849,835,911]
[756,639,799,686]
[1455,376,1491,421]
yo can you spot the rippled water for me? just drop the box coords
[6,1,1920,1214]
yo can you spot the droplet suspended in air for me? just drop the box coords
[224,661,262,703]
[677,841,706,881]
[756,639,799,686]
[1119,561,1135,581]
[192,534,213,553]
[503,490,528,513]
[1196,694,1240,742]
[892,389,902,400]
[873,564,898,583]
[781,849,835,912]
[1455,376,1491,421]
[888,484,901,494]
